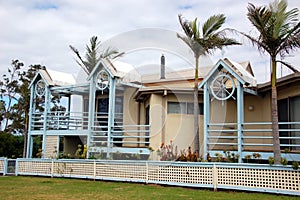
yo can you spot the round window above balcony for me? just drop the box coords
[96,70,109,91]
[35,80,46,97]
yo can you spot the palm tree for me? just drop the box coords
[177,14,240,153]
[69,36,124,75]
[239,0,300,164]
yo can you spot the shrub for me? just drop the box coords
[176,146,202,162]
[292,161,299,170]
[157,140,178,161]
[268,156,275,166]
[280,157,288,166]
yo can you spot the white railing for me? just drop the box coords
[90,124,150,148]
[208,122,300,150]
[15,159,300,196]
[31,112,89,130]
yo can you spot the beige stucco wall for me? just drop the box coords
[147,92,205,155]
[277,84,300,100]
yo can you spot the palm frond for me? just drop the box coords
[178,14,194,38]
[202,14,225,38]
[276,60,299,72]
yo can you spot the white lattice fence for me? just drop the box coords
[0,158,6,174]
[95,161,146,182]
[52,161,94,178]
[147,162,213,186]
[15,159,300,196]
[217,165,300,193]
[18,160,52,175]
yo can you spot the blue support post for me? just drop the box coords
[87,76,96,158]
[26,85,35,158]
[107,76,115,159]
[203,83,210,160]
[42,87,50,158]
[237,82,244,163]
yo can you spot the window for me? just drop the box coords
[278,96,300,150]
[168,102,203,115]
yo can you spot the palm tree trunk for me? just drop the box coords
[194,57,199,153]
[271,56,281,164]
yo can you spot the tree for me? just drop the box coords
[0,60,24,131]
[0,60,45,157]
[69,36,124,75]
[177,14,240,153]
[239,0,300,163]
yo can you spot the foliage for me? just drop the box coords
[0,60,45,157]
[268,156,275,166]
[69,36,124,75]
[213,151,239,163]
[280,157,288,166]
[176,146,202,162]
[292,161,299,170]
[74,144,87,159]
[177,14,240,152]
[0,131,23,158]
[36,148,43,158]
[157,140,178,161]
[252,153,261,159]
[238,0,300,164]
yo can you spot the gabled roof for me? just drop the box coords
[87,58,118,81]
[199,58,257,88]
[29,69,76,89]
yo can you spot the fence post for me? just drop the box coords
[15,159,18,176]
[212,164,218,192]
[94,160,96,180]
[3,158,7,176]
[146,161,149,184]
[51,159,54,178]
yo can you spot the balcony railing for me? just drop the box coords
[31,111,89,131]
[208,121,300,151]
[90,124,150,148]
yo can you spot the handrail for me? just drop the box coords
[207,121,300,150]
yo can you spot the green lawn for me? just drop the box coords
[0,176,298,200]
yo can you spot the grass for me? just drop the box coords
[0,176,298,200]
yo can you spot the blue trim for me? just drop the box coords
[203,83,209,160]
[237,82,244,163]
[199,59,246,89]
[107,76,116,158]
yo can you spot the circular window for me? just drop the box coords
[35,80,46,97]
[96,70,109,90]
[210,73,235,101]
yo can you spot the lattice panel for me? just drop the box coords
[45,136,59,158]
[53,162,94,177]
[95,162,146,180]
[0,159,4,173]
[217,167,300,192]
[148,164,213,185]
[18,161,51,175]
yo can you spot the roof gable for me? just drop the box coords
[87,58,118,81]
[199,58,257,89]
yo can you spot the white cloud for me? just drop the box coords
[0,0,299,84]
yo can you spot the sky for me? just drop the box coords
[0,0,299,83]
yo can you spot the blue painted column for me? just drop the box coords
[107,76,115,158]
[26,85,35,158]
[42,87,50,158]
[203,83,210,160]
[87,75,96,158]
[237,82,244,163]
